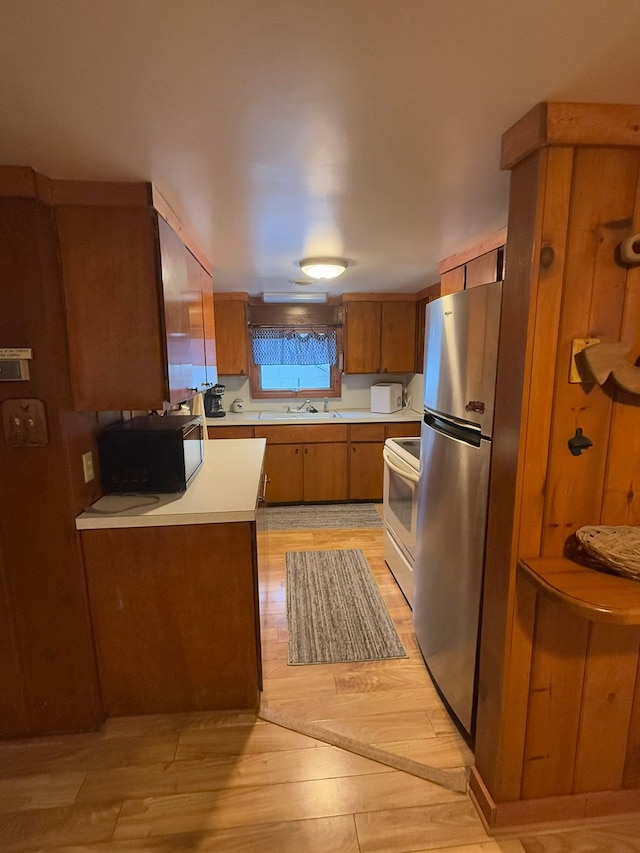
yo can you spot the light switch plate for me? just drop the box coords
[1,398,49,446]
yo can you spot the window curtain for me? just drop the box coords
[250,328,337,366]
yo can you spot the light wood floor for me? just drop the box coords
[2,521,640,851]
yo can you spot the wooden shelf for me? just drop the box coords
[518,556,640,625]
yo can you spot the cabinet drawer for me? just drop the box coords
[350,423,385,442]
[208,426,256,440]
[385,422,421,438]
[255,424,348,444]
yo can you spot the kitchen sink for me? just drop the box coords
[258,411,342,420]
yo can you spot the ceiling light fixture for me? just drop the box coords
[262,292,327,304]
[298,257,348,280]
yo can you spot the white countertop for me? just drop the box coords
[207,407,422,427]
[75,438,266,530]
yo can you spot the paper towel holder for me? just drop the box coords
[617,232,640,266]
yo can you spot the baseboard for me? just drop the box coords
[470,766,640,832]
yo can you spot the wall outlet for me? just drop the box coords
[82,451,95,483]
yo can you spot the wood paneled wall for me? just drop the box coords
[0,190,104,736]
[0,166,212,738]
[474,103,640,826]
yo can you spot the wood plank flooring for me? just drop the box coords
[1,517,640,850]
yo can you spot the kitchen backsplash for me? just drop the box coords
[217,373,424,413]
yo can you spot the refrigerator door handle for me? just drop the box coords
[423,410,482,447]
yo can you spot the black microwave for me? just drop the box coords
[97,415,204,494]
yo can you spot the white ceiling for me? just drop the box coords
[2,0,640,295]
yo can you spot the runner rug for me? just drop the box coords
[267,503,382,530]
[286,549,407,664]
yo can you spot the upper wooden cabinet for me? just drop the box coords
[465,248,504,289]
[438,229,507,296]
[187,252,218,391]
[56,206,215,410]
[344,299,417,374]
[381,301,417,372]
[344,301,381,373]
[201,268,218,387]
[440,267,465,296]
[214,297,249,376]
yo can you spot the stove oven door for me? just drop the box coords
[383,444,419,606]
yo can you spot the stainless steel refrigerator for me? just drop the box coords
[414,280,502,738]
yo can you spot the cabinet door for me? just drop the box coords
[349,442,384,501]
[344,301,381,373]
[56,206,168,411]
[214,299,248,375]
[158,217,194,404]
[440,266,465,295]
[465,249,501,289]
[303,443,348,502]
[187,250,207,393]
[82,522,260,715]
[386,422,421,438]
[201,268,218,386]
[264,444,304,504]
[381,301,416,373]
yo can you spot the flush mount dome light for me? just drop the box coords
[298,257,348,280]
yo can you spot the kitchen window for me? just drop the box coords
[248,325,342,399]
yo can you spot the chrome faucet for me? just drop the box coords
[295,399,317,412]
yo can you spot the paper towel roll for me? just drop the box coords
[191,393,209,439]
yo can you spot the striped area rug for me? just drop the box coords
[286,549,406,664]
[267,503,382,530]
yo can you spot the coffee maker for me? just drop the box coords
[204,384,226,418]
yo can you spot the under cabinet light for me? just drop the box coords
[262,292,327,304]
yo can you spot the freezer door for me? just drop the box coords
[423,280,502,438]
[413,418,492,736]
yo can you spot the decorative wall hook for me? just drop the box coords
[568,428,593,456]
[578,341,640,395]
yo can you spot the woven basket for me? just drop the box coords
[575,525,640,580]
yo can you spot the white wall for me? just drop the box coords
[217,372,421,413]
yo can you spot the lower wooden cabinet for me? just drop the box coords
[348,423,386,501]
[210,420,421,505]
[81,521,261,716]
[264,443,303,503]
[350,442,385,500]
[303,443,348,502]
[348,422,420,501]
[265,442,347,503]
